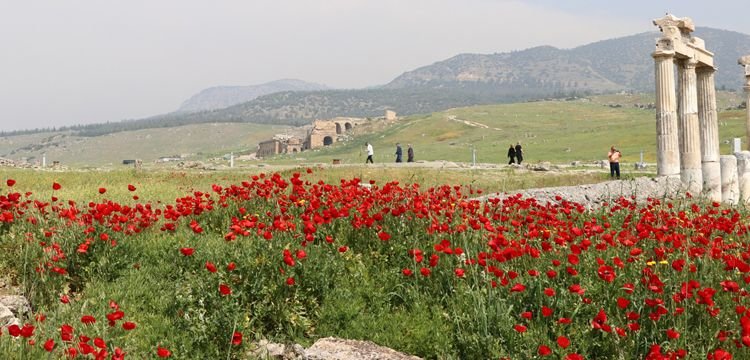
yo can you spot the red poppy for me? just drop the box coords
[378,231,391,241]
[666,328,680,339]
[227,262,236,271]
[122,321,137,330]
[402,268,413,276]
[510,283,526,293]
[128,184,136,191]
[219,284,232,296]
[538,345,552,356]
[94,337,106,349]
[338,246,348,253]
[597,265,616,282]
[180,248,195,256]
[80,315,96,325]
[205,261,217,273]
[455,268,465,277]
[52,182,61,190]
[60,324,74,341]
[286,277,295,286]
[157,346,172,358]
[420,267,431,277]
[232,331,243,345]
[557,336,570,349]
[44,339,55,352]
[98,187,106,194]
[617,297,630,309]
[6,179,15,187]
[513,324,527,333]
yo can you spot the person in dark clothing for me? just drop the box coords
[507,144,516,164]
[407,144,414,162]
[515,142,524,165]
[395,143,403,163]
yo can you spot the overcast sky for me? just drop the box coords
[1,0,748,131]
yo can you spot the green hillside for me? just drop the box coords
[270,96,747,166]
[0,123,289,167]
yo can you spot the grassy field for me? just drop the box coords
[269,97,746,167]
[2,92,746,170]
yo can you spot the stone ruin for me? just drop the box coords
[652,14,722,201]
[303,117,366,149]
[652,14,750,205]
[256,134,304,158]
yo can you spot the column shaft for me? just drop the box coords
[696,66,721,201]
[677,59,702,194]
[654,53,680,176]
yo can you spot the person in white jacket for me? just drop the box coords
[365,142,374,164]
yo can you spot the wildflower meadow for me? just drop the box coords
[1,168,749,359]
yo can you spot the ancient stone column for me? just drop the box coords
[696,65,721,202]
[721,155,739,204]
[654,51,680,176]
[677,59,702,194]
[736,151,750,204]
[740,56,750,150]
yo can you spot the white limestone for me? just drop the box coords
[721,155,739,204]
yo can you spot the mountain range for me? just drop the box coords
[6,27,750,137]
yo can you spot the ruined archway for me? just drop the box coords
[323,136,333,146]
[344,122,352,131]
[335,123,342,135]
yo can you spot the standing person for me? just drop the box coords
[515,142,524,165]
[507,144,516,164]
[365,142,374,164]
[407,144,414,162]
[608,146,621,179]
[395,143,403,163]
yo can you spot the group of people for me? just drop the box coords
[506,142,524,165]
[365,142,414,164]
[366,141,622,179]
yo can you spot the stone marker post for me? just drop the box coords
[721,155,739,204]
[736,151,750,204]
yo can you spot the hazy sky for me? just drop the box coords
[1,0,748,131]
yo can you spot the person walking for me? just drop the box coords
[365,142,374,164]
[395,143,403,163]
[608,146,621,179]
[507,144,516,164]
[407,144,414,162]
[515,142,524,165]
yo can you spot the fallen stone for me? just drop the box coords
[0,295,30,318]
[248,339,286,359]
[305,337,422,360]
[0,303,15,327]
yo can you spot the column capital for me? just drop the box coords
[696,65,716,74]
[680,58,699,69]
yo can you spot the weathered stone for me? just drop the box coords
[304,337,422,360]
[248,339,287,359]
[721,155,740,204]
[532,162,551,171]
[0,295,30,318]
[0,303,15,327]
[736,151,750,204]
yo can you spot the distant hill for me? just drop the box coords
[386,28,750,92]
[6,27,749,138]
[177,79,329,112]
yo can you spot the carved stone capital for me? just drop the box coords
[739,55,750,66]
[653,14,694,38]
[681,58,699,69]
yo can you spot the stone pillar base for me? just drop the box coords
[701,161,721,202]
[721,155,740,204]
[680,168,703,196]
[735,151,750,204]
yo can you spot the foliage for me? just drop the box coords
[2,169,750,359]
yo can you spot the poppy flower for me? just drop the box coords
[157,346,172,358]
[94,337,106,349]
[205,261,217,273]
[98,187,106,194]
[378,231,391,241]
[286,277,295,286]
[44,339,55,352]
[557,336,570,349]
[510,283,526,293]
[232,331,243,345]
[420,267,431,277]
[80,315,96,325]
[122,321,137,330]
[219,284,232,296]
[52,182,61,190]
[338,246,348,253]
[538,345,552,356]
[455,268,465,277]
[6,179,15,187]
[514,324,527,333]
[402,268,413,276]
[666,329,680,339]
[226,262,236,271]
[128,184,136,191]
[180,248,195,256]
